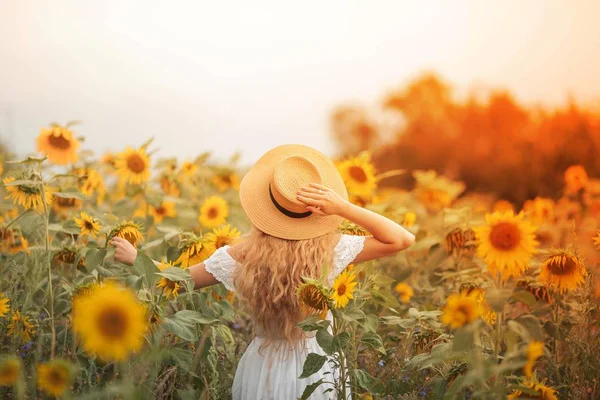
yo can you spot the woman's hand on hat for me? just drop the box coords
[296,183,347,216]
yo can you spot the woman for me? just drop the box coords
[110,144,415,399]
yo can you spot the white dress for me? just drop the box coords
[204,234,366,400]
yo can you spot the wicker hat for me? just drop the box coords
[239,144,348,240]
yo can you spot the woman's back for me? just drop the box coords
[204,232,367,399]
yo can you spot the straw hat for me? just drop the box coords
[239,144,348,240]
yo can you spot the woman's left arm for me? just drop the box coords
[110,236,219,289]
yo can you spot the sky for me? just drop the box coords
[1,0,600,164]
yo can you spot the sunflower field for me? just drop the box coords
[1,114,600,400]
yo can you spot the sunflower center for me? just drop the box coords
[215,236,230,249]
[546,254,578,276]
[348,166,368,183]
[337,283,347,296]
[456,304,471,320]
[207,207,219,219]
[155,206,166,216]
[489,222,520,251]
[18,184,42,195]
[48,368,66,386]
[48,134,72,150]
[300,286,327,310]
[58,197,77,207]
[97,306,128,339]
[221,175,231,184]
[126,154,146,173]
[0,364,18,381]
[84,221,94,230]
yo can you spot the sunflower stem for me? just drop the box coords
[3,209,32,231]
[493,273,503,364]
[38,161,56,359]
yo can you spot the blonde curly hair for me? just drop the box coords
[232,227,338,345]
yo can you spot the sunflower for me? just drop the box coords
[418,188,452,211]
[114,147,151,185]
[205,224,241,249]
[199,196,229,228]
[440,291,482,329]
[7,310,36,343]
[564,164,588,194]
[72,282,148,361]
[507,380,557,400]
[524,341,544,378]
[473,211,539,280]
[336,153,377,197]
[74,211,102,237]
[37,359,74,397]
[159,174,181,197]
[175,236,216,268]
[523,197,555,225]
[37,125,80,165]
[179,161,198,177]
[156,261,181,300]
[516,281,552,304]
[394,282,414,303]
[110,220,143,247]
[211,171,241,192]
[539,249,586,293]
[101,152,117,168]
[298,278,332,319]
[445,228,477,256]
[593,231,600,250]
[52,196,82,215]
[149,201,176,223]
[492,200,514,213]
[461,287,496,326]
[0,356,21,386]
[340,220,371,236]
[75,167,106,203]
[331,270,358,309]
[3,176,53,211]
[0,207,18,225]
[0,229,29,255]
[0,293,9,318]
[53,247,86,270]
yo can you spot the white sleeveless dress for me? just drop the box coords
[204,234,366,400]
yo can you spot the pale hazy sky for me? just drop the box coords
[2,1,600,164]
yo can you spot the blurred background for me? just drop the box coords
[2,0,600,204]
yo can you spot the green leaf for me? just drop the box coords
[316,329,334,355]
[133,252,159,287]
[341,307,365,323]
[165,347,193,370]
[299,353,328,379]
[212,300,235,322]
[451,328,474,352]
[298,379,325,400]
[510,290,538,307]
[352,369,384,393]
[155,267,191,282]
[53,189,89,200]
[173,310,219,325]
[333,331,351,352]
[125,275,144,291]
[298,315,330,332]
[85,248,107,270]
[2,179,41,186]
[141,238,164,250]
[361,331,385,354]
[485,288,512,312]
[514,315,544,341]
